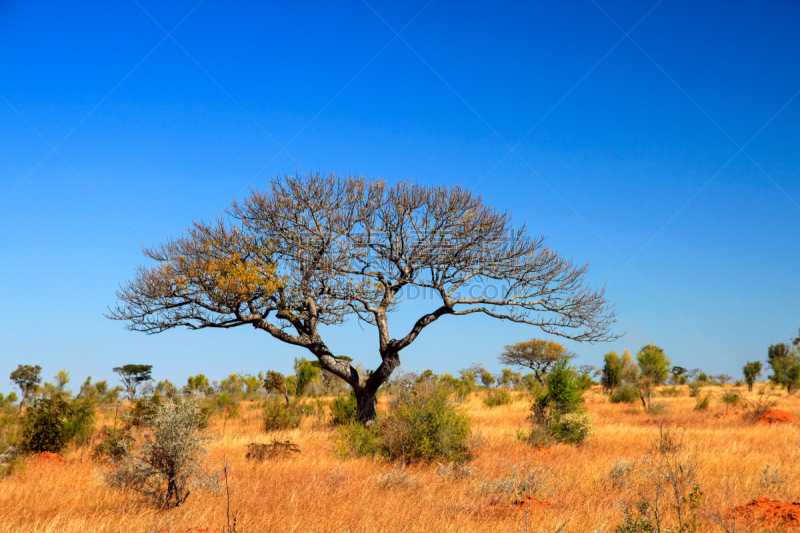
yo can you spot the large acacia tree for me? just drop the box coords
[109,172,617,423]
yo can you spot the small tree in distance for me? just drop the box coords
[113,364,153,402]
[9,364,42,412]
[601,351,623,393]
[499,339,574,384]
[634,343,671,412]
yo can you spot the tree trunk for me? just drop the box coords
[355,389,378,426]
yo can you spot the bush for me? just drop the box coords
[381,378,471,463]
[547,412,593,444]
[660,387,681,397]
[694,395,710,411]
[20,397,94,453]
[483,388,512,407]
[263,399,305,431]
[104,396,217,509]
[610,384,639,404]
[687,382,703,397]
[330,394,358,426]
[62,398,96,447]
[333,421,383,458]
[92,426,133,462]
[526,359,592,445]
[214,392,241,418]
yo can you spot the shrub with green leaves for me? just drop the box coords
[20,397,95,453]
[525,358,592,445]
[483,388,512,407]
[381,378,471,462]
[330,394,358,426]
[694,395,710,411]
[263,399,306,431]
[547,412,593,444]
[333,421,383,458]
[610,384,640,404]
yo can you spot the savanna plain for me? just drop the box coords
[0,387,798,533]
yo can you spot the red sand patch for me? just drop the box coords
[479,497,550,517]
[159,528,219,533]
[758,409,798,425]
[528,445,551,456]
[34,452,64,464]
[731,497,800,526]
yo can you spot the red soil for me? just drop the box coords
[758,409,799,425]
[528,445,551,456]
[731,497,800,526]
[480,497,550,516]
[34,452,64,464]
[159,528,219,533]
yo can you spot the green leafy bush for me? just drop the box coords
[381,378,471,462]
[694,395,710,411]
[330,394,358,426]
[335,378,471,463]
[659,387,681,397]
[333,421,383,458]
[547,412,593,444]
[483,388,512,407]
[20,397,94,453]
[263,399,305,431]
[610,384,639,404]
[525,359,592,445]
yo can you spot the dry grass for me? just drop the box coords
[1,387,798,532]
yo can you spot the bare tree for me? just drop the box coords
[109,172,617,423]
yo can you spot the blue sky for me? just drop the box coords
[1,1,799,393]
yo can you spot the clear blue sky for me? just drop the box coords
[2,1,799,393]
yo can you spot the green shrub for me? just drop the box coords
[20,397,94,453]
[263,399,305,431]
[92,426,133,462]
[526,359,592,446]
[483,388,512,407]
[721,390,741,409]
[215,392,241,418]
[688,382,703,397]
[694,395,710,411]
[576,373,596,392]
[333,421,383,458]
[62,398,96,447]
[381,378,471,463]
[330,394,358,426]
[547,412,593,444]
[610,384,639,404]
[659,387,681,397]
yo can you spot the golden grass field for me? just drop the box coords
[1,387,798,533]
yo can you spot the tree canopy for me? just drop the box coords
[113,364,153,401]
[109,172,617,422]
[499,338,574,384]
[9,364,42,410]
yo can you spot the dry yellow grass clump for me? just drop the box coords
[1,387,798,533]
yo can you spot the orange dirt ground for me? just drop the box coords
[758,408,799,424]
[732,497,800,527]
